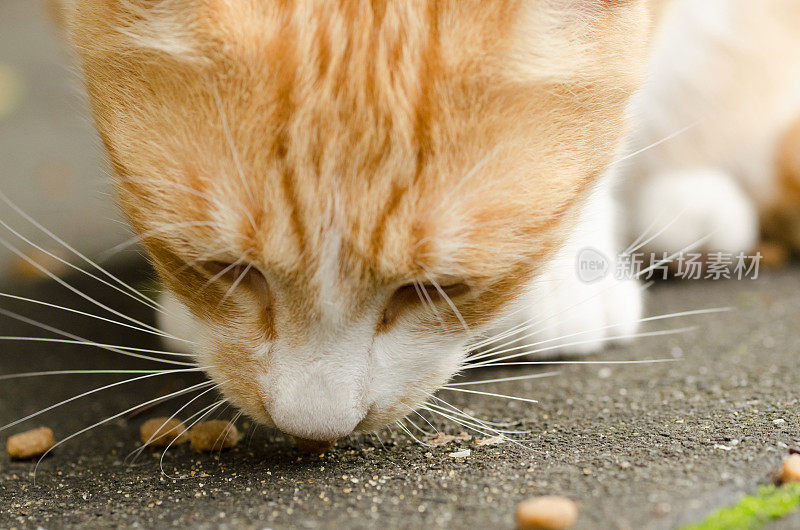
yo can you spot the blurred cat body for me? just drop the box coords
[50,0,797,443]
[624,0,800,255]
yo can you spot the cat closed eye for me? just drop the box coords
[381,282,471,329]
[200,261,266,289]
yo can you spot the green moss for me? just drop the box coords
[682,483,800,530]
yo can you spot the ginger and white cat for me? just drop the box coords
[52,1,799,445]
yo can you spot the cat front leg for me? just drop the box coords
[484,182,644,358]
[628,168,759,258]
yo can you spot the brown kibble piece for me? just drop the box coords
[6,427,56,460]
[189,420,239,452]
[780,454,800,484]
[139,417,189,447]
[516,496,578,530]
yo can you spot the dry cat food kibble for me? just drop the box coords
[189,420,239,452]
[139,417,189,447]
[6,427,56,460]
[516,496,578,530]
[780,454,800,484]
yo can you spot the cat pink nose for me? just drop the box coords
[264,364,367,442]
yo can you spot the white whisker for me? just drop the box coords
[446,371,560,387]
[395,420,432,447]
[0,236,190,344]
[218,263,252,306]
[160,399,227,479]
[465,358,679,369]
[422,267,470,333]
[32,379,217,481]
[0,369,181,381]
[624,206,689,256]
[211,85,259,233]
[0,307,193,366]
[0,337,197,364]
[99,221,227,261]
[468,307,729,362]
[1,367,210,434]
[0,189,169,314]
[425,395,530,436]
[608,120,701,168]
[439,387,541,404]
[0,291,183,341]
[127,381,226,463]
[470,326,697,368]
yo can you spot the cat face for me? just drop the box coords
[66,0,652,442]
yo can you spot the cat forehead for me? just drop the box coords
[88,0,650,279]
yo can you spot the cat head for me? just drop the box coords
[65,0,653,443]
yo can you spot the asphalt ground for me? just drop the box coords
[0,261,798,529]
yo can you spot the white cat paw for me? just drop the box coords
[489,268,644,359]
[630,168,759,256]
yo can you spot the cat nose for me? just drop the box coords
[264,363,368,443]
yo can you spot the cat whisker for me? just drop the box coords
[446,371,561,387]
[421,400,530,442]
[160,399,228,480]
[402,405,440,436]
[1,367,210,435]
[127,380,226,464]
[0,337,197,364]
[0,216,165,315]
[463,358,679,369]
[419,404,501,439]
[469,326,697,369]
[395,420,433,447]
[608,120,702,168]
[0,189,169,314]
[211,85,259,233]
[634,232,716,280]
[0,369,191,381]
[421,267,470,333]
[439,386,541,404]
[624,205,689,256]
[207,408,240,456]
[0,307,192,365]
[372,431,387,451]
[0,236,190,344]
[400,412,437,437]
[624,208,667,256]
[0,291,182,341]
[30,378,217,483]
[199,256,246,293]
[218,263,253,307]
[467,307,729,362]
[426,394,530,435]
[99,220,232,261]
[414,280,445,327]
[424,406,528,437]
[469,230,716,354]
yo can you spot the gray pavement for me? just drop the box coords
[0,262,799,529]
